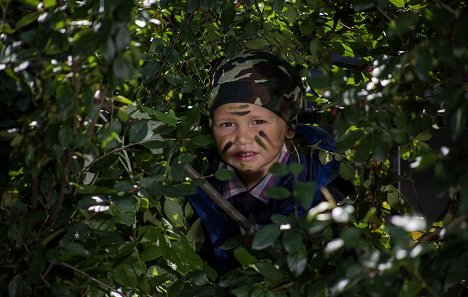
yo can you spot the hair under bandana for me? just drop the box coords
[209,50,305,126]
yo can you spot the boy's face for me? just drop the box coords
[212,103,294,184]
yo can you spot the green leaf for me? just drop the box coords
[266,187,291,200]
[140,245,165,261]
[88,154,119,173]
[371,133,391,161]
[164,197,185,227]
[129,120,149,142]
[339,161,355,180]
[190,134,214,146]
[282,229,304,254]
[251,224,281,250]
[72,30,99,56]
[246,38,270,50]
[103,38,116,62]
[307,74,329,89]
[115,27,130,51]
[113,55,130,80]
[167,238,204,275]
[114,95,134,105]
[271,0,285,13]
[287,247,308,277]
[214,168,234,181]
[269,163,290,176]
[113,256,145,288]
[252,262,284,281]
[117,107,129,122]
[337,129,365,151]
[306,280,329,297]
[388,0,405,8]
[165,73,183,85]
[451,107,466,139]
[63,242,90,257]
[186,218,204,250]
[234,247,257,269]
[354,135,371,163]
[309,38,322,58]
[15,12,40,30]
[152,110,180,126]
[220,1,236,26]
[289,162,304,176]
[8,274,24,297]
[400,279,422,297]
[18,0,39,8]
[294,181,316,209]
[44,0,56,9]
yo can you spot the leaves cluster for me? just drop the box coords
[0,0,467,296]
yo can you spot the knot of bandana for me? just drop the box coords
[209,50,304,126]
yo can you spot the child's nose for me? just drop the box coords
[235,126,253,145]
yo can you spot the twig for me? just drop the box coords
[436,0,456,15]
[61,262,127,297]
[375,4,392,22]
[185,164,256,236]
[49,151,73,223]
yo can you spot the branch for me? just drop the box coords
[375,3,393,22]
[61,262,127,297]
[185,164,256,236]
[49,151,73,223]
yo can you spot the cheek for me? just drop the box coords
[260,129,286,148]
[213,132,232,153]
[221,141,234,153]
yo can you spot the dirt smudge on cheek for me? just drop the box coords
[259,130,273,146]
[254,135,267,150]
[222,141,234,154]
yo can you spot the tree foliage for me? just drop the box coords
[0,0,467,296]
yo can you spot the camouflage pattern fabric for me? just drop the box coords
[209,50,304,126]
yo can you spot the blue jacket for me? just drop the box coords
[187,124,342,275]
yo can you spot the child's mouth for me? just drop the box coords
[235,152,257,161]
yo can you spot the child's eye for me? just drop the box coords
[252,120,266,125]
[219,122,235,127]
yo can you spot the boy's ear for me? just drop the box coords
[286,126,295,140]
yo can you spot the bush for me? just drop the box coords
[0,0,466,296]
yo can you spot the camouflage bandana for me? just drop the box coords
[209,51,304,126]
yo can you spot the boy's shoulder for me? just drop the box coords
[294,124,336,151]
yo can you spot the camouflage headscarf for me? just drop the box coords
[209,50,304,126]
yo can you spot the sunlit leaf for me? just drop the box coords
[388,0,405,8]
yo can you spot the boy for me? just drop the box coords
[187,50,350,275]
